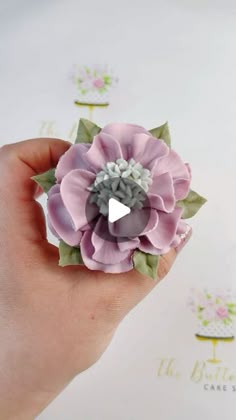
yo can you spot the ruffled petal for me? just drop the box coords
[108,208,158,238]
[148,172,175,212]
[55,144,93,182]
[91,217,131,264]
[138,237,170,255]
[131,134,169,172]
[146,207,182,249]
[60,169,97,230]
[85,132,123,171]
[80,230,133,273]
[47,215,60,239]
[173,162,191,200]
[101,123,149,160]
[47,183,60,198]
[47,192,82,246]
[155,149,188,178]
[118,238,140,252]
[173,178,190,200]
[154,150,191,200]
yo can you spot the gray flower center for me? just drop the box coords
[87,158,152,216]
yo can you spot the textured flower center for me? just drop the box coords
[88,158,152,216]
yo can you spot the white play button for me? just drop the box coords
[108,198,131,223]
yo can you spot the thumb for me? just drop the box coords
[0,138,71,243]
[0,138,71,200]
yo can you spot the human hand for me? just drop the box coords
[0,138,191,419]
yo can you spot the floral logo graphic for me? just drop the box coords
[73,65,117,95]
[188,289,236,363]
[72,65,118,108]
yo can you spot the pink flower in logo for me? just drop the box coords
[216,306,229,320]
[93,78,105,89]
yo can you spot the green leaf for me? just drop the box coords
[149,122,171,147]
[228,308,236,315]
[31,168,56,193]
[202,320,210,326]
[59,241,84,267]
[75,118,101,144]
[133,250,159,280]
[177,189,207,219]
[227,303,236,308]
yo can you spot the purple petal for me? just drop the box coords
[92,217,131,264]
[173,178,190,200]
[148,172,175,212]
[47,215,60,239]
[131,134,169,171]
[146,207,182,249]
[101,123,150,160]
[138,237,169,255]
[85,132,123,171]
[47,192,82,246]
[80,230,133,273]
[55,144,93,182]
[108,208,158,238]
[60,169,97,230]
[154,150,191,200]
[47,183,60,198]
[173,162,191,200]
[118,238,140,252]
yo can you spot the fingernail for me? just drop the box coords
[175,227,192,254]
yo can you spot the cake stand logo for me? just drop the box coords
[157,289,236,392]
[39,64,118,138]
[188,288,236,364]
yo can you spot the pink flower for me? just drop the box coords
[93,78,105,89]
[47,123,191,273]
[216,306,229,320]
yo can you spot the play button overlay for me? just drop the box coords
[85,177,151,243]
[108,198,131,223]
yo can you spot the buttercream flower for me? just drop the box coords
[33,119,206,279]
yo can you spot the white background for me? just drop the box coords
[1,1,236,419]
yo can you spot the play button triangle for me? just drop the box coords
[108,198,131,223]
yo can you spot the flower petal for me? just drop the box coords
[146,207,182,249]
[173,178,190,200]
[108,208,158,238]
[80,230,133,273]
[118,238,140,252]
[92,217,131,264]
[131,134,169,171]
[154,150,191,200]
[85,132,123,171]
[47,215,60,239]
[148,172,175,212]
[101,123,150,160]
[55,144,93,182]
[47,192,82,246]
[60,169,97,230]
[155,149,188,178]
[47,183,60,198]
[138,237,169,255]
